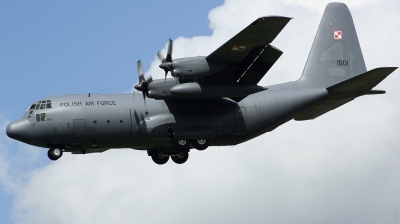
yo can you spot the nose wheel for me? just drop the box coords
[48,147,63,161]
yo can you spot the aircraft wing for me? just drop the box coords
[203,16,291,84]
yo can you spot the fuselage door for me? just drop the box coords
[73,119,85,138]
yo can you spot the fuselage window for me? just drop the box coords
[40,113,46,121]
[36,114,40,122]
[29,104,36,110]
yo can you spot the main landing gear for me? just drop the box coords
[149,138,209,165]
[150,151,189,165]
[48,146,64,161]
[172,139,209,151]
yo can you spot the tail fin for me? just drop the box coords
[299,2,367,88]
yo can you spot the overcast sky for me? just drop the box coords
[1,0,400,223]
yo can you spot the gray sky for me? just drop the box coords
[1,0,400,223]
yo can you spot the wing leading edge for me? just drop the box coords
[206,16,291,63]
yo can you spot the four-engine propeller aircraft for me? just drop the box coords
[6,3,397,165]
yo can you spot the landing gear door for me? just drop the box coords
[233,108,246,135]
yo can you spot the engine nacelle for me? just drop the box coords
[146,78,180,100]
[171,56,226,79]
[170,82,267,98]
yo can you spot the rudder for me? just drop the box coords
[298,2,367,88]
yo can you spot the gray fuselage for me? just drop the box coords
[8,86,328,154]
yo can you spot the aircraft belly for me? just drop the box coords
[241,89,328,135]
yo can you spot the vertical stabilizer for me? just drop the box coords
[298,2,367,88]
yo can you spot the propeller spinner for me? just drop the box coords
[134,60,152,101]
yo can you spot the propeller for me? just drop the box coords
[158,39,174,80]
[134,60,152,102]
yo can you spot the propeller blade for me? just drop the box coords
[146,74,153,84]
[166,39,173,62]
[137,60,145,84]
[158,39,174,79]
[157,51,165,63]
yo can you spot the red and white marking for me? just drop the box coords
[231,45,246,51]
[334,30,342,39]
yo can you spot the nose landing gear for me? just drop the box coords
[48,146,63,161]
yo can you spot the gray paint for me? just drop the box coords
[5,3,397,164]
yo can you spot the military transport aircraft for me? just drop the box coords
[6,3,397,165]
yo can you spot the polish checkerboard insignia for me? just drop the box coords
[334,30,342,39]
[231,45,246,51]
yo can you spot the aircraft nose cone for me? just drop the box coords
[6,119,31,140]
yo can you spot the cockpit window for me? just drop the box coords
[33,100,52,111]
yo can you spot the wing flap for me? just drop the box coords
[238,45,283,84]
[206,16,291,63]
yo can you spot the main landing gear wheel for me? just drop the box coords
[151,152,169,165]
[191,139,209,151]
[171,151,189,164]
[48,147,63,161]
[172,139,190,150]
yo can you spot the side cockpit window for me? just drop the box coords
[46,100,52,109]
[36,113,47,122]
[40,113,46,121]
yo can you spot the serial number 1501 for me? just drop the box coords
[337,60,349,66]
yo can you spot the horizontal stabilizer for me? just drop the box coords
[295,67,397,121]
[327,67,397,93]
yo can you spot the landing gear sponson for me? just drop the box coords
[45,138,209,164]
